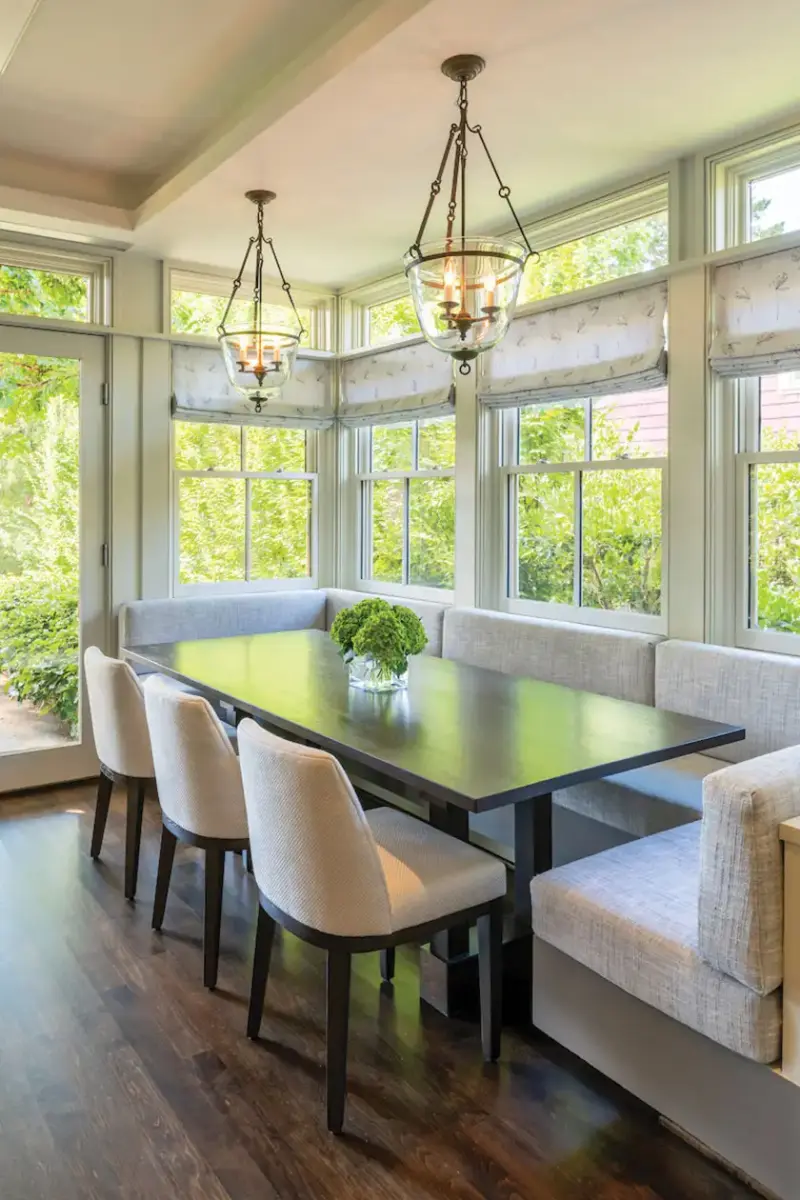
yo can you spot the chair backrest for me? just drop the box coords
[143,675,247,841]
[699,745,800,996]
[237,719,393,938]
[84,645,153,778]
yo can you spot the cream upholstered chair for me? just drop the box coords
[144,675,249,989]
[237,718,507,1133]
[84,645,156,901]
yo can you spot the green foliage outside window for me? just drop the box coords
[171,289,312,346]
[0,265,89,322]
[519,213,668,306]
[368,295,420,345]
[0,350,80,732]
[751,436,800,634]
[175,423,311,585]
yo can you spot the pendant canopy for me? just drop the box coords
[404,56,538,373]
[218,190,304,413]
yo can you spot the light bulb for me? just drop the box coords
[483,273,497,308]
[443,260,458,304]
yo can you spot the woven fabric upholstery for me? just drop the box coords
[237,721,506,938]
[237,720,394,937]
[531,824,781,1063]
[324,589,446,658]
[442,608,660,704]
[555,752,723,837]
[119,589,327,649]
[365,807,507,930]
[84,646,153,778]
[655,640,800,763]
[143,676,248,840]
[699,747,800,995]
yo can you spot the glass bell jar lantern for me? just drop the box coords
[404,55,537,373]
[218,189,304,413]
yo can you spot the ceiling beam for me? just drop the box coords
[134,0,434,228]
[0,0,41,78]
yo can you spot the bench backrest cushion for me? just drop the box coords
[700,746,800,995]
[656,640,800,763]
[324,589,446,657]
[442,608,660,704]
[120,589,327,649]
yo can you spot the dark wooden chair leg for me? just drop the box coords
[203,847,225,990]
[90,772,113,859]
[247,905,277,1039]
[477,899,504,1062]
[244,847,254,875]
[124,781,146,901]
[326,949,352,1134]
[380,947,395,983]
[152,825,177,932]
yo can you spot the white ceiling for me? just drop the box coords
[2,0,800,289]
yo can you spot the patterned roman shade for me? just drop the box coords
[478,281,668,408]
[338,339,455,427]
[171,343,335,428]
[710,245,800,376]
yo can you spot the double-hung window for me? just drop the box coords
[502,388,667,624]
[357,417,455,593]
[173,422,316,592]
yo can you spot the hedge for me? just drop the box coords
[0,574,79,734]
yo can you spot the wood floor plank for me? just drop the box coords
[0,784,758,1200]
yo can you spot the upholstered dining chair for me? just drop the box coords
[236,718,507,1134]
[143,675,249,990]
[84,645,156,901]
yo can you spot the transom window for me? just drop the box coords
[737,372,800,637]
[0,245,107,324]
[518,211,668,307]
[357,417,455,591]
[503,388,667,621]
[367,295,420,346]
[173,422,315,590]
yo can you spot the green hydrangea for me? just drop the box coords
[330,597,428,678]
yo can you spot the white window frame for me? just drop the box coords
[497,400,668,635]
[166,266,334,350]
[709,125,800,251]
[0,240,110,325]
[355,419,455,603]
[171,423,319,596]
[732,376,800,655]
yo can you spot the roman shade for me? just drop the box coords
[171,343,335,428]
[710,245,800,377]
[338,338,455,427]
[478,281,668,408]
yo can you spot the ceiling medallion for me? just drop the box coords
[404,55,538,373]
[218,190,304,413]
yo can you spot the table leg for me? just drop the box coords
[428,803,470,960]
[513,793,553,924]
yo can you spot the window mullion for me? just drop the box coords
[574,468,583,607]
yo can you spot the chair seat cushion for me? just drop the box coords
[531,824,780,1063]
[554,753,722,837]
[365,808,507,933]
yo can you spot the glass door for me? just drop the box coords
[0,326,105,793]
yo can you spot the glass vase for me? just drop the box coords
[347,654,408,693]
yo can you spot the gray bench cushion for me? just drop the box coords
[325,589,446,657]
[700,746,800,996]
[555,752,723,838]
[119,589,327,648]
[531,824,781,1063]
[656,639,800,764]
[443,608,660,704]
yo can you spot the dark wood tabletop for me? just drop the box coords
[127,629,744,814]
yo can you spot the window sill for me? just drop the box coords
[355,579,454,606]
[503,597,665,636]
[172,577,317,598]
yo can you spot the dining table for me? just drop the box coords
[126,629,745,1018]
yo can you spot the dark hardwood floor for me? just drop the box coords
[0,783,757,1200]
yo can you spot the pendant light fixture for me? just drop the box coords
[404,55,537,373]
[218,190,304,413]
